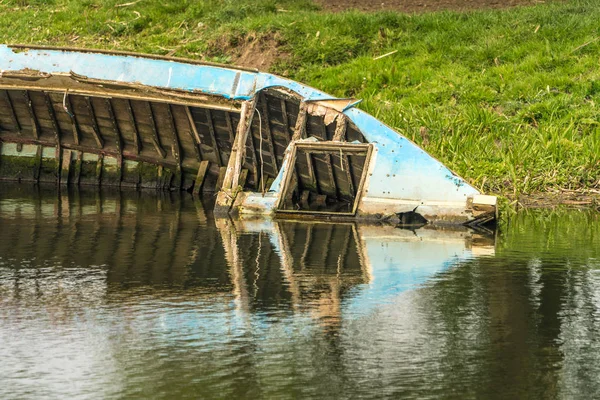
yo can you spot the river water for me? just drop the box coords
[1,185,599,399]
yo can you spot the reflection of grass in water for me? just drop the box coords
[3,0,600,198]
[499,208,600,257]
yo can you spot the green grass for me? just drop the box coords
[2,0,600,198]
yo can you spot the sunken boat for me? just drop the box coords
[0,45,496,225]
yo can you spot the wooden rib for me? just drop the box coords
[238,168,249,189]
[182,106,201,162]
[34,145,43,182]
[306,153,317,191]
[259,92,278,170]
[105,98,123,184]
[247,123,260,189]
[23,91,39,139]
[292,101,308,141]
[60,149,72,186]
[44,93,62,181]
[225,111,236,146]
[185,106,202,146]
[325,154,337,197]
[332,114,347,142]
[2,90,20,132]
[74,151,83,185]
[65,94,80,145]
[96,153,104,185]
[192,160,210,196]
[145,101,167,159]
[184,108,203,162]
[84,96,105,149]
[125,99,141,154]
[280,99,290,139]
[342,153,355,198]
[166,104,182,189]
[204,108,222,166]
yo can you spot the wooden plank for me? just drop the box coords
[306,153,317,191]
[342,153,355,197]
[34,145,43,182]
[225,111,236,146]
[84,96,105,149]
[60,149,72,186]
[192,160,210,196]
[280,99,290,139]
[64,93,80,145]
[145,101,167,158]
[73,150,83,186]
[259,92,278,170]
[45,92,62,181]
[292,101,308,141]
[215,166,227,191]
[238,168,249,189]
[183,106,202,162]
[125,99,141,154]
[325,154,337,197]
[204,108,222,166]
[1,90,21,132]
[166,104,182,189]
[105,98,123,185]
[332,114,347,142]
[221,99,256,191]
[23,90,39,139]
[95,153,104,185]
[246,123,260,189]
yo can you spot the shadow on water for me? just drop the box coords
[1,184,600,399]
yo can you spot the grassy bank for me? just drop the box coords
[1,0,600,200]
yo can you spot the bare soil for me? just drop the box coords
[315,0,547,13]
[209,32,288,71]
[514,190,600,209]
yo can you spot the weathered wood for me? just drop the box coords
[166,104,182,189]
[64,93,80,145]
[34,145,43,182]
[145,101,167,159]
[184,106,202,161]
[105,98,123,185]
[342,153,355,197]
[23,91,39,139]
[215,166,227,191]
[259,92,278,170]
[325,154,337,196]
[45,92,62,181]
[292,101,308,141]
[73,150,83,185]
[221,99,256,192]
[246,123,260,190]
[204,108,222,166]
[238,168,249,189]
[95,153,104,185]
[125,99,141,154]
[85,96,105,149]
[60,149,72,185]
[332,114,347,142]
[280,99,290,138]
[306,153,317,190]
[192,160,210,196]
[2,90,20,132]
[225,111,236,146]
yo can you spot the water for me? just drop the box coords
[1,185,600,399]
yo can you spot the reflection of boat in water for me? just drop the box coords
[0,45,496,225]
[0,187,494,332]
